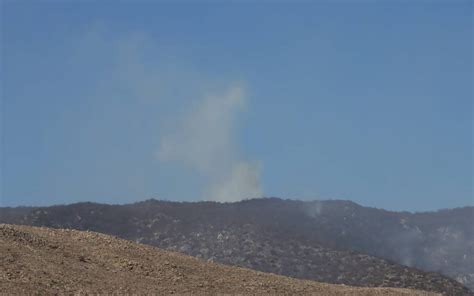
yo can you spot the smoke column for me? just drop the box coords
[158,85,263,202]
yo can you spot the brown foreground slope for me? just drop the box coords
[0,224,437,295]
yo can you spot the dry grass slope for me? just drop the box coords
[0,224,437,295]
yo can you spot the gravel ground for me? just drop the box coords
[0,224,438,295]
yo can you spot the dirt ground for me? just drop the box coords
[0,224,437,295]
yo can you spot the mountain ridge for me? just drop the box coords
[1,197,472,295]
[3,197,472,214]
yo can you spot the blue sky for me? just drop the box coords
[1,1,472,211]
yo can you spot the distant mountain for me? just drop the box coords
[1,198,472,295]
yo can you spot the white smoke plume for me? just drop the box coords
[209,161,262,202]
[304,201,324,218]
[158,85,263,202]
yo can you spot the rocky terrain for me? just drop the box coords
[1,198,472,295]
[0,224,438,295]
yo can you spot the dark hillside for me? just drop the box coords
[1,198,472,295]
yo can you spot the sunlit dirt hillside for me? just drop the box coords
[0,224,437,295]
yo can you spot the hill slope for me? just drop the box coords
[0,224,436,295]
[1,198,472,295]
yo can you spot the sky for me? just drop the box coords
[1,1,472,211]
